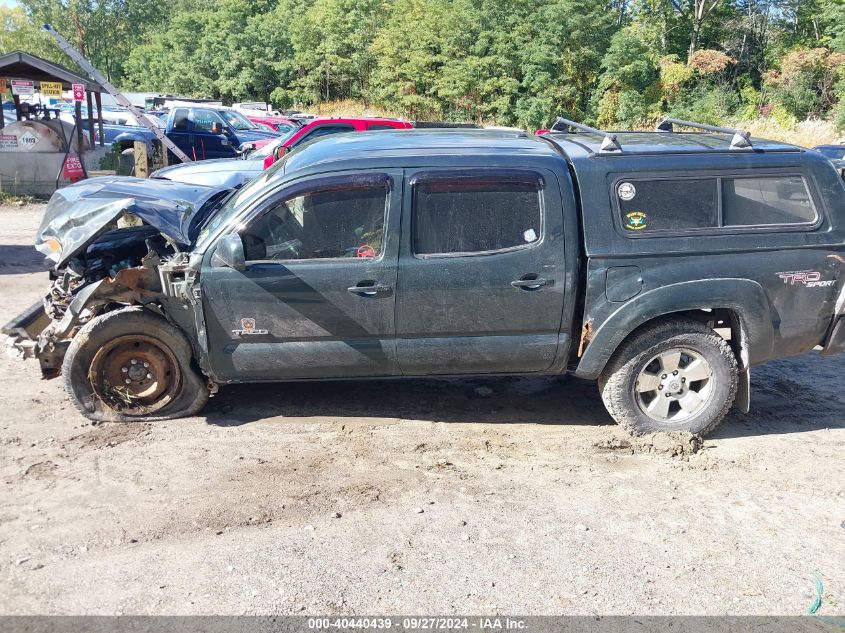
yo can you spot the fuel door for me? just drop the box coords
[606,266,643,303]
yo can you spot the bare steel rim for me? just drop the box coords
[634,347,714,424]
[88,335,182,416]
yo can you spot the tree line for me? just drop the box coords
[2,0,844,131]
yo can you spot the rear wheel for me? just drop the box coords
[598,318,737,436]
[62,307,209,422]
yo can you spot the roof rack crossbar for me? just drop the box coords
[657,117,753,150]
[552,117,622,153]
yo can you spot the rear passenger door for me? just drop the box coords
[395,169,567,375]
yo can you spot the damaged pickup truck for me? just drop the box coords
[5,120,845,436]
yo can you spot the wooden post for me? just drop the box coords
[86,89,95,148]
[74,100,84,152]
[134,141,149,178]
[12,94,21,120]
[94,91,104,147]
[150,139,170,171]
[0,93,4,131]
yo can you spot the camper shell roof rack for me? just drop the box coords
[551,117,622,153]
[656,117,753,150]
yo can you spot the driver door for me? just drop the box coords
[200,170,402,382]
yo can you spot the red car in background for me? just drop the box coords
[246,114,301,135]
[261,117,412,168]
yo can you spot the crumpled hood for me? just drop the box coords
[36,176,227,268]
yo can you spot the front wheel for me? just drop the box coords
[62,307,209,422]
[598,318,738,436]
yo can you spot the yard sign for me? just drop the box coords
[40,81,63,98]
[11,80,34,96]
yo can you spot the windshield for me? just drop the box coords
[221,110,258,130]
[194,152,291,250]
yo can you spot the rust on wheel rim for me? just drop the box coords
[89,335,181,415]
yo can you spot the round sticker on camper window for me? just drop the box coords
[617,182,636,201]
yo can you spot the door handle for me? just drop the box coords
[511,276,552,290]
[348,281,391,296]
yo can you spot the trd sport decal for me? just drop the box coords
[777,271,835,288]
[232,317,269,336]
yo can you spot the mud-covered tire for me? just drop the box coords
[61,307,209,422]
[598,318,738,437]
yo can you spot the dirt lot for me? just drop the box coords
[0,203,843,616]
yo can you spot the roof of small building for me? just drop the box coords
[0,50,102,92]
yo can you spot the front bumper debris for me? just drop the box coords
[2,301,66,377]
[3,301,48,359]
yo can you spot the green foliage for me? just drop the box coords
[16,0,169,82]
[835,101,845,133]
[0,6,57,60]
[667,83,741,124]
[764,47,845,120]
[0,0,843,134]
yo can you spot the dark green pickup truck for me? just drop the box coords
[5,118,845,436]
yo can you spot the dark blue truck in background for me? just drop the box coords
[101,106,280,164]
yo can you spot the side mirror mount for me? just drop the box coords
[238,141,256,157]
[211,234,246,271]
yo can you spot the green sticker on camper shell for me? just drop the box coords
[624,211,648,230]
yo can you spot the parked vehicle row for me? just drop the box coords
[6,119,845,438]
[152,117,413,188]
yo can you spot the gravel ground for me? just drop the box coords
[0,203,843,615]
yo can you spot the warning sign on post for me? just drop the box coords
[40,81,63,98]
[0,79,7,94]
[72,83,85,102]
[11,80,34,96]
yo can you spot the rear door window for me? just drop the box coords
[616,178,718,232]
[412,172,543,256]
[722,176,817,226]
[171,109,189,131]
[300,124,355,143]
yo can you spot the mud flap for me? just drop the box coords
[735,365,750,414]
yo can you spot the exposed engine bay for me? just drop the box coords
[2,176,229,378]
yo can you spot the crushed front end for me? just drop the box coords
[2,176,229,378]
